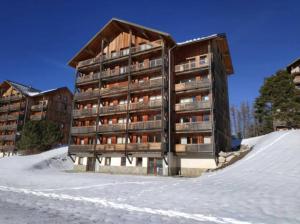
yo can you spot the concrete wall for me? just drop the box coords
[179,158,216,176]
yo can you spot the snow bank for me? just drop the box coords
[0,146,73,171]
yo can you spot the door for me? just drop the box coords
[148,158,163,175]
[87,157,95,171]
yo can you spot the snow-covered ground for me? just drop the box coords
[0,130,299,224]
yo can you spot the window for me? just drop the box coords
[111,51,117,58]
[120,66,128,74]
[108,119,113,124]
[107,137,112,144]
[137,136,141,143]
[204,136,211,144]
[121,48,129,56]
[200,56,207,65]
[121,157,126,166]
[136,157,143,167]
[202,95,209,101]
[203,114,210,121]
[117,137,126,144]
[180,137,187,144]
[78,157,84,165]
[105,157,111,166]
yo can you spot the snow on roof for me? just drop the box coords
[177,34,221,46]
[7,80,41,96]
[4,80,63,97]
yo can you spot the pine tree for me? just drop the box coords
[254,70,300,134]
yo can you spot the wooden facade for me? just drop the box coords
[68,18,233,176]
[0,81,73,156]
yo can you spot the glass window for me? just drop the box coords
[136,157,143,167]
[121,157,126,166]
[180,137,187,144]
[203,114,210,121]
[204,136,211,144]
[105,157,111,166]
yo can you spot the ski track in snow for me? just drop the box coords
[0,185,256,224]
[38,181,161,191]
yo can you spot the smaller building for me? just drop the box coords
[287,58,300,90]
[0,80,73,157]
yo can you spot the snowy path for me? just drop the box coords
[0,130,300,224]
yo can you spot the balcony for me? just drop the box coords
[68,144,94,154]
[0,103,25,112]
[0,145,15,152]
[0,124,18,131]
[131,58,162,73]
[130,78,163,91]
[175,101,211,112]
[175,54,209,74]
[31,103,47,111]
[175,79,210,92]
[0,114,20,121]
[0,134,16,141]
[294,75,300,84]
[97,123,126,133]
[73,108,98,118]
[128,120,162,131]
[76,73,100,84]
[129,100,162,111]
[0,95,23,103]
[175,121,212,132]
[102,67,129,79]
[77,40,163,68]
[99,104,127,115]
[100,85,127,96]
[95,142,163,152]
[30,114,45,121]
[175,144,212,153]
[71,126,96,134]
[74,90,100,101]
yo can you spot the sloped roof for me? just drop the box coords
[286,58,300,73]
[68,18,176,67]
[0,80,72,98]
[4,80,41,96]
[176,33,234,75]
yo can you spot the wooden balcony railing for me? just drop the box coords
[100,85,127,95]
[74,90,100,101]
[30,114,45,121]
[128,120,162,130]
[68,145,94,154]
[0,114,20,121]
[76,73,100,84]
[31,103,47,111]
[175,144,212,153]
[175,101,211,112]
[130,78,163,91]
[71,126,96,134]
[73,108,98,117]
[0,124,18,131]
[175,54,209,73]
[175,79,210,92]
[175,121,212,132]
[0,103,25,112]
[131,58,162,73]
[0,134,16,141]
[0,95,23,102]
[95,142,163,152]
[99,104,127,114]
[0,145,15,152]
[97,123,126,132]
[77,41,163,68]
[129,100,162,111]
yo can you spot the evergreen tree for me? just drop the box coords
[17,120,62,154]
[254,70,300,134]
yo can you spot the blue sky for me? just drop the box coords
[0,0,299,106]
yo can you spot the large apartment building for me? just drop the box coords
[0,80,73,156]
[68,18,233,176]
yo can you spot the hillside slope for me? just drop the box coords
[0,130,299,224]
